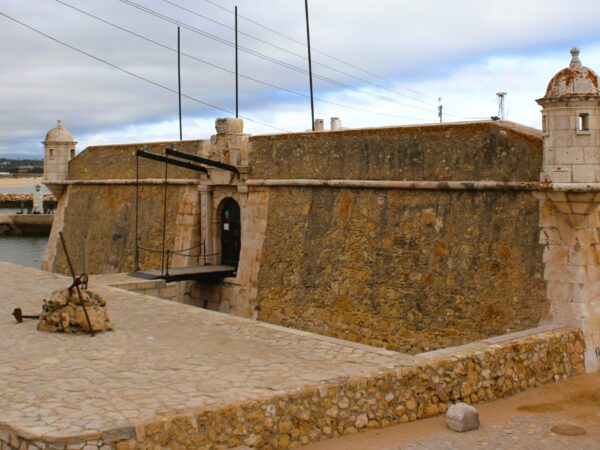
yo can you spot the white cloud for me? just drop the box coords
[1,0,600,156]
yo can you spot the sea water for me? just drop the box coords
[0,208,48,268]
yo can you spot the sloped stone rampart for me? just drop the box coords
[50,184,190,274]
[256,187,546,353]
[0,327,585,450]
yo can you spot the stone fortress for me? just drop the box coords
[0,46,595,450]
[40,48,600,373]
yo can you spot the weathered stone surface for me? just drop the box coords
[47,183,195,275]
[256,188,546,353]
[446,402,480,432]
[249,121,541,182]
[37,288,113,334]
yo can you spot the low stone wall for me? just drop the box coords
[0,326,584,450]
[0,214,53,235]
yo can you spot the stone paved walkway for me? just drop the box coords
[0,262,416,441]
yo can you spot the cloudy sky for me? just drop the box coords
[1,0,600,158]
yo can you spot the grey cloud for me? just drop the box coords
[1,0,600,156]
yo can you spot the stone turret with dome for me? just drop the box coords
[537,48,600,183]
[543,47,599,99]
[534,47,600,372]
[44,119,76,143]
[43,120,77,196]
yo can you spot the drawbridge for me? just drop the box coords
[132,147,240,283]
[130,265,236,283]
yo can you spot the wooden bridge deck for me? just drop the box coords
[130,264,236,282]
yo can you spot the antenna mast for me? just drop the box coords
[304,0,315,131]
[496,92,507,120]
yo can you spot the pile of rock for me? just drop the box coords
[0,193,56,208]
[38,287,113,334]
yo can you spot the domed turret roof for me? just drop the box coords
[545,47,599,98]
[44,120,76,142]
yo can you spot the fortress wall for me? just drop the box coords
[49,184,195,275]
[249,122,545,353]
[46,140,207,275]
[255,187,546,353]
[249,121,542,182]
[68,140,207,180]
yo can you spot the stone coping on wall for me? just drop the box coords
[247,179,600,193]
[0,262,585,450]
[249,120,542,140]
[43,178,600,193]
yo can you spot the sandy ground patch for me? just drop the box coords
[0,176,43,187]
[302,371,600,449]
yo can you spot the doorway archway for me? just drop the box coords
[220,197,241,268]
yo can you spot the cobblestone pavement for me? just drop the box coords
[0,262,415,440]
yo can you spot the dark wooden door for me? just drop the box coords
[221,198,241,267]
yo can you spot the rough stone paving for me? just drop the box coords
[0,262,585,449]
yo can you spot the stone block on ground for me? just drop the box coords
[446,401,480,432]
[37,287,113,334]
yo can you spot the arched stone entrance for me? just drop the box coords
[220,197,241,267]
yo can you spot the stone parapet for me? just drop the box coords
[0,326,584,450]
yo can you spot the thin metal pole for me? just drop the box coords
[134,153,139,270]
[166,249,170,277]
[83,236,88,275]
[161,158,168,276]
[235,6,239,118]
[178,26,183,140]
[59,232,94,337]
[304,0,315,131]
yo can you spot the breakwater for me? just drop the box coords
[0,214,53,236]
[0,193,56,208]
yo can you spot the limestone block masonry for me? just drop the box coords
[537,48,600,372]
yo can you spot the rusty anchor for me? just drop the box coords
[10,232,94,336]
[11,308,39,323]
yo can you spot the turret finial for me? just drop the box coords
[570,47,581,68]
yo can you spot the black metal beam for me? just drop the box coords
[165,148,240,175]
[136,150,208,173]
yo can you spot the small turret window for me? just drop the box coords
[49,149,54,157]
[70,149,75,159]
[578,113,590,132]
[542,114,547,133]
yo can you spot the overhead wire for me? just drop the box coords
[0,11,290,133]
[195,0,474,119]
[159,0,444,109]
[196,0,439,102]
[52,0,433,122]
[117,0,447,117]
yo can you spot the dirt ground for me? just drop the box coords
[302,372,600,450]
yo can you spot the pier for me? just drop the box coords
[0,214,53,235]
